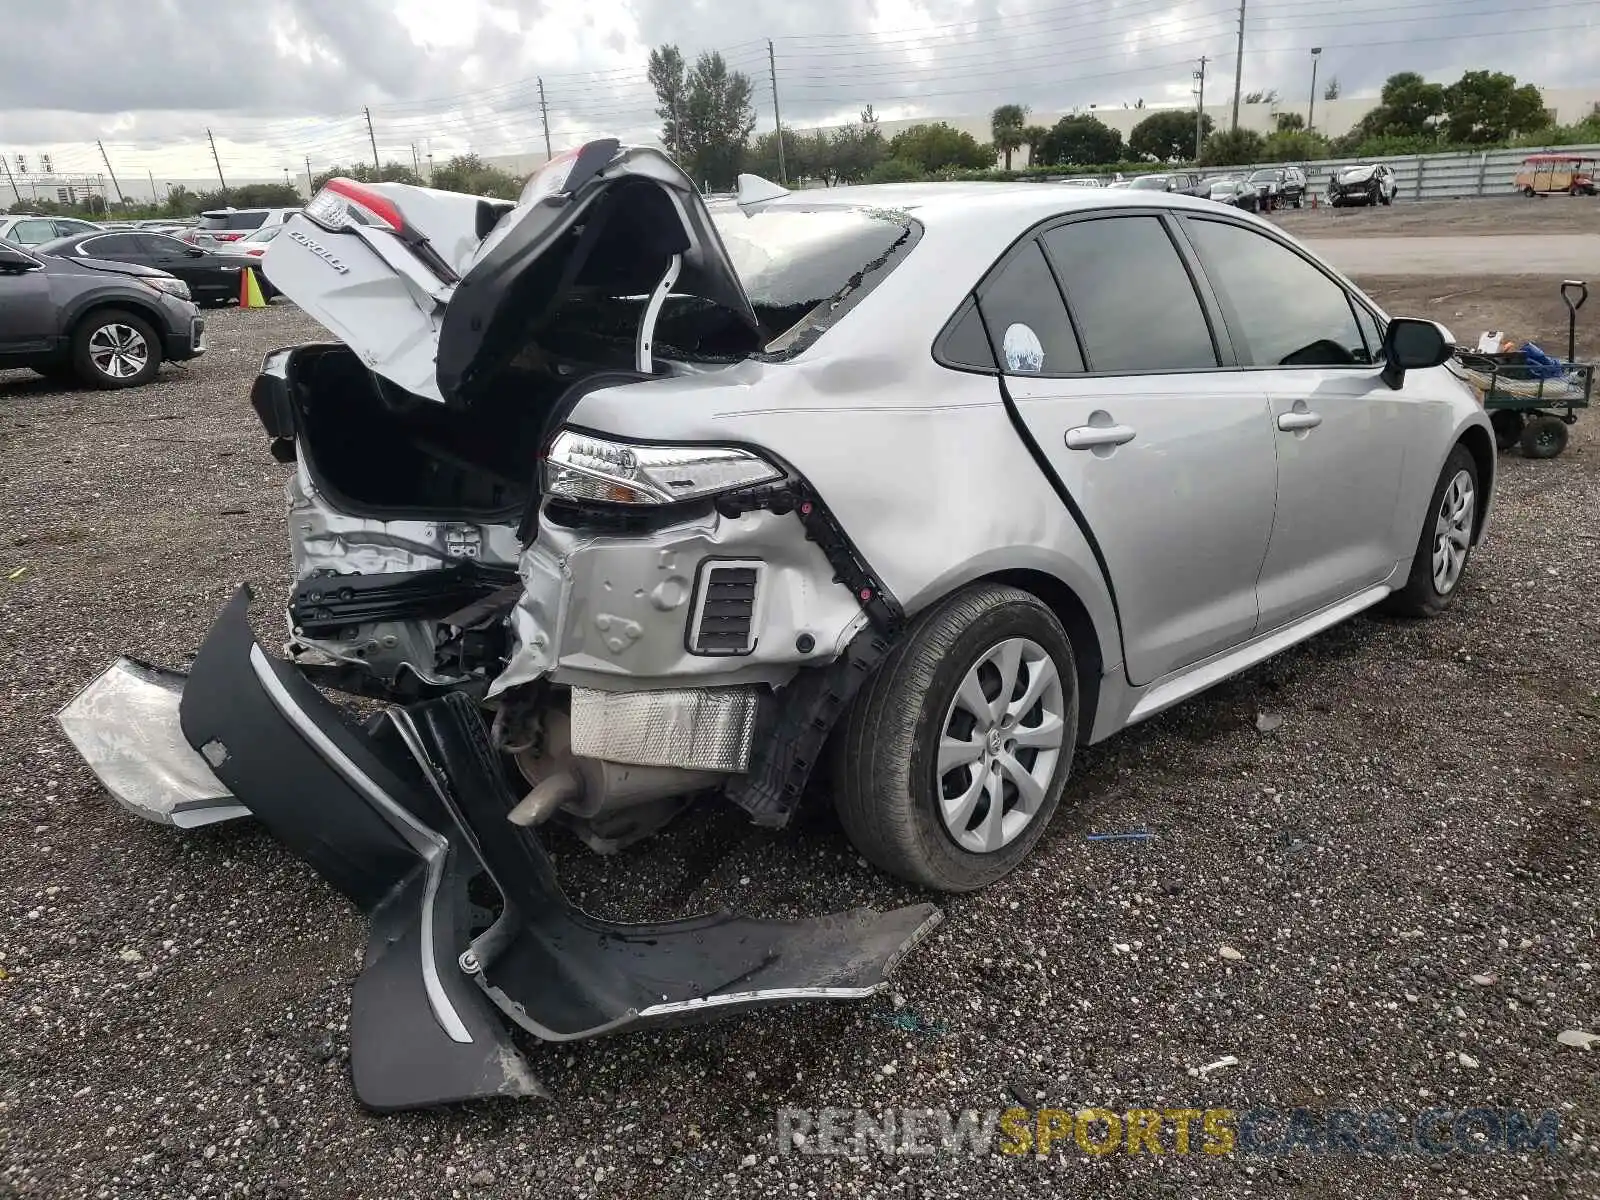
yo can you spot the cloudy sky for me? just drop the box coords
[0,0,1594,188]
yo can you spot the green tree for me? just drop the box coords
[1129,109,1211,161]
[1442,70,1551,144]
[311,161,421,191]
[886,122,993,173]
[649,45,756,188]
[1323,75,1341,101]
[1274,112,1305,133]
[1038,114,1123,166]
[1021,123,1050,166]
[990,103,1028,171]
[1199,128,1266,166]
[863,157,925,184]
[1244,89,1280,104]
[1353,72,1446,141]
[1261,130,1330,162]
[746,128,801,184]
[428,153,521,199]
[829,113,888,183]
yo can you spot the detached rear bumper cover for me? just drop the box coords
[65,585,939,1110]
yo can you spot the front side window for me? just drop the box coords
[1041,216,1218,373]
[1184,218,1367,366]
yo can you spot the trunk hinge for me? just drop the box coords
[636,253,682,374]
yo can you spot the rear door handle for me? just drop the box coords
[1065,423,1137,450]
[1277,410,1322,431]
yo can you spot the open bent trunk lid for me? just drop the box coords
[264,139,761,408]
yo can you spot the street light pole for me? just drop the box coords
[1308,47,1322,133]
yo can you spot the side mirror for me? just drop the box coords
[1381,317,1453,389]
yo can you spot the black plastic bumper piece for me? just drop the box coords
[396,691,941,1041]
[290,562,519,635]
[179,586,544,1110]
[174,586,940,1108]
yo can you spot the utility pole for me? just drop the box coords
[147,168,157,205]
[95,140,124,205]
[537,78,552,161]
[364,106,380,171]
[1307,47,1323,133]
[0,154,20,204]
[1230,0,1247,133]
[207,128,228,198]
[768,39,786,185]
[411,142,420,176]
[1194,56,1208,159]
[305,156,313,195]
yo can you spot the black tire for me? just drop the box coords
[1381,189,1394,206]
[1520,416,1569,459]
[1490,410,1525,452]
[832,583,1080,892]
[1293,194,1303,209]
[1369,185,1382,206]
[1523,185,1537,198]
[71,309,162,389]
[1382,444,1479,618]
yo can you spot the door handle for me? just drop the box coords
[1277,410,1322,431]
[1065,423,1137,450]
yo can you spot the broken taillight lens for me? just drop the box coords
[305,177,404,234]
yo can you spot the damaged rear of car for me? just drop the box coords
[59,141,942,1110]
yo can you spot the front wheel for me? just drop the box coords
[832,583,1079,892]
[72,309,162,389]
[1382,445,1479,618]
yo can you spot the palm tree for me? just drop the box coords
[991,104,1028,170]
[1022,124,1050,167]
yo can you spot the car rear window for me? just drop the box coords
[199,211,269,231]
[711,207,917,354]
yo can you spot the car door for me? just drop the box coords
[138,233,231,300]
[1179,215,1410,630]
[986,212,1279,686]
[0,242,56,358]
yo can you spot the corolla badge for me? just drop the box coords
[1003,323,1046,374]
[286,229,350,275]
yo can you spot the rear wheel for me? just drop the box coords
[1523,185,1537,198]
[72,310,161,389]
[1383,445,1478,618]
[1521,416,1569,459]
[832,583,1079,892]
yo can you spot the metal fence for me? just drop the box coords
[1232,144,1600,202]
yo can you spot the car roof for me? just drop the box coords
[753,181,1232,226]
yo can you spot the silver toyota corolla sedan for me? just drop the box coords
[58,140,1494,1109]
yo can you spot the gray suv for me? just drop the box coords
[0,239,205,388]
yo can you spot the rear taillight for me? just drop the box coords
[246,247,265,256]
[213,232,243,241]
[305,177,403,234]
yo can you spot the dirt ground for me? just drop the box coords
[1,254,1597,1199]
[1365,273,1597,360]
[1273,195,1600,240]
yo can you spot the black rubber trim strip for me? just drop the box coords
[968,300,1130,669]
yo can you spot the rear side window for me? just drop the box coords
[8,219,55,244]
[1041,216,1218,372]
[975,241,1083,375]
[939,298,996,370]
[82,234,142,258]
[1183,218,1368,366]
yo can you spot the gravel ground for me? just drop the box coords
[1274,195,1599,240]
[2,275,1597,1199]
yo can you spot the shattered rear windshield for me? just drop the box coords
[710,207,918,356]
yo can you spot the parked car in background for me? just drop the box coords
[0,237,204,388]
[35,229,276,306]
[182,207,299,247]
[1128,172,1203,197]
[1514,154,1597,197]
[0,214,105,246]
[1246,166,1307,209]
[1202,176,1260,211]
[233,223,285,256]
[1054,176,1104,188]
[1328,163,1398,207]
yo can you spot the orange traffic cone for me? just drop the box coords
[238,267,267,309]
